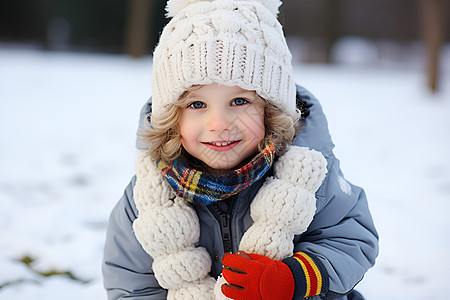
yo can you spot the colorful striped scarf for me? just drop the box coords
[156,144,275,206]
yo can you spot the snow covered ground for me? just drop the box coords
[0,44,449,300]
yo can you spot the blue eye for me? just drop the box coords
[188,101,206,109]
[231,98,248,106]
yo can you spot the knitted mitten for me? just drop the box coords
[221,252,295,300]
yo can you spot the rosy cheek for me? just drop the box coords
[179,122,199,148]
[249,117,265,139]
[180,131,193,146]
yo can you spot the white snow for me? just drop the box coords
[337,175,352,195]
[1,43,449,300]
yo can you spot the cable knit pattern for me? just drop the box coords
[133,146,327,299]
[133,153,215,299]
[152,0,296,117]
[135,0,322,298]
[238,147,327,260]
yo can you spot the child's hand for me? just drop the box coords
[221,251,294,300]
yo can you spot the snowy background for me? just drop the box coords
[0,40,449,300]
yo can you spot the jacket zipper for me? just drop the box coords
[220,213,233,253]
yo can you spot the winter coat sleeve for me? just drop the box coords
[285,86,379,299]
[286,157,378,299]
[102,176,168,300]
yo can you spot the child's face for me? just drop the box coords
[178,83,265,171]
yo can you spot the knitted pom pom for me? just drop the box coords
[166,0,283,18]
[259,0,282,15]
[166,0,211,18]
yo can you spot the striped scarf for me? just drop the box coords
[156,144,275,206]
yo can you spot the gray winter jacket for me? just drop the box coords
[102,86,379,299]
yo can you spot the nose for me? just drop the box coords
[206,108,232,132]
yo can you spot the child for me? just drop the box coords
[102,0,378,299]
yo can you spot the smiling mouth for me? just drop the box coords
[203,140,240,151]
[208,141,236,146]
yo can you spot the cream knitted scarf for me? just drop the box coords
[133,145,327,299]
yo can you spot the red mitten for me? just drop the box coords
[221,251,295,300]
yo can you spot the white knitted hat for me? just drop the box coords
[151,0,296,116]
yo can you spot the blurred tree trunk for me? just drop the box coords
[125,0,153,57]
[419,0,449,92]
[324,0,343,63]
[38,0,52,50]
